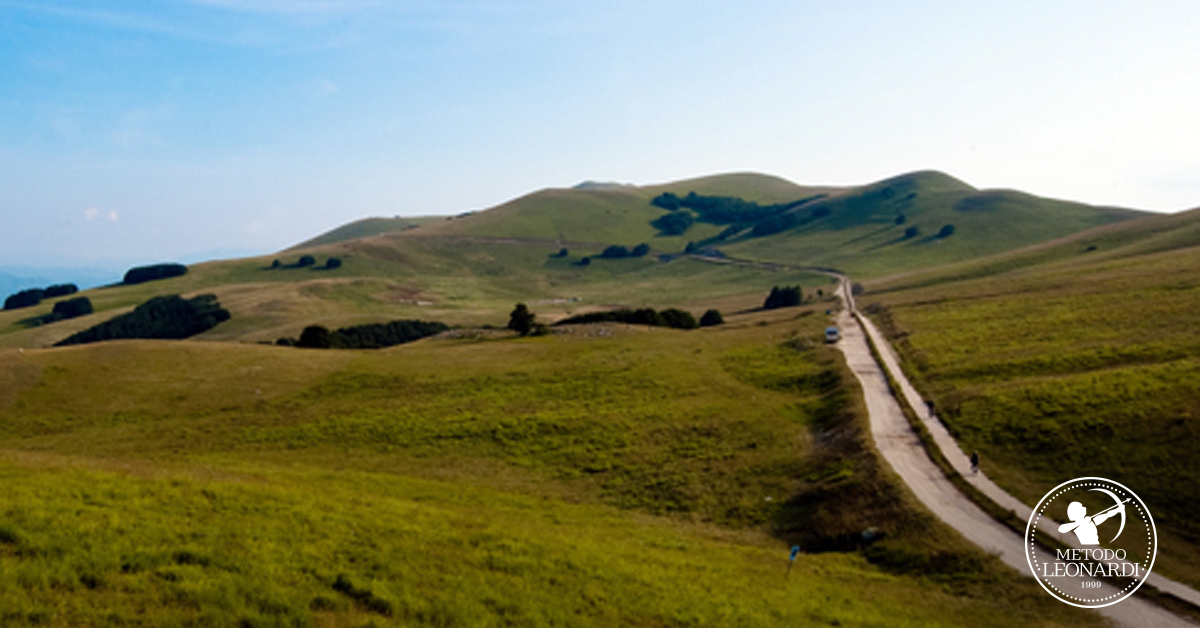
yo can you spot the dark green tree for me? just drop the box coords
[45,284,78,298]
[325,257,343,270]
[297,325,333,349]
[578,256,592,267]
[699,309,724,327]
[763,285,802,310]
[507,303,537,336]
[658,308,698,329]
[631,243,651,257]
[937,224,956,238]
[600,245,630,259]
[650,211,694,236]
[553,247,569,258]
[894,214,907,225]
[651,192,682,210]
[271,259,282,268]
[297,255,316,267]
[904,226,919,239]
[52,297,93,319]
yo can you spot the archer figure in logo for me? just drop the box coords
[1058,488,1131,545]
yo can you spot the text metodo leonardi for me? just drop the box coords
[1039,548,1141,578]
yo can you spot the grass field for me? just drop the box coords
[0,304,1098,627]
[862,208,1200,589]
[0,236,831,348]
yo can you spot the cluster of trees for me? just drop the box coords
[901,224,955,240]
[49,297,93,321]
[123,263,188,285]
[649,191,829,239]
[650,211,694,236]
[3,283,78,310]
[270,256,343,270]
[279,319,449,349]
[763,285,802,310]
[56,294,230,346]
[556,307,703,330]
[599,243,651,259]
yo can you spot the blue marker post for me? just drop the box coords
[787,545,800,577]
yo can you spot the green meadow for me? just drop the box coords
[864,210,1200,589]
[0,170,1169,625]
[0,305,1096,626]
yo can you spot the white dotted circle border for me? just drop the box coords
[1024,476,1157,608]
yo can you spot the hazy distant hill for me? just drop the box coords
[0,170,1148,347]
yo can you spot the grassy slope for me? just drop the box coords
[290,216,446,250]
[0,171,1136,348]
[861,207,1200,589]
[721,171,1144,277]
[0,304,1096,627]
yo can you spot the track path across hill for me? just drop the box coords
[682,252,1197,626]
[830,276,1196,628]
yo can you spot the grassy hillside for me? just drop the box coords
[861,207,1200,589]
[0,170,1139,349]
[719,171,1144,277]
[0,303,1097,627]
[290,216,446,250]
[0,239,832,347]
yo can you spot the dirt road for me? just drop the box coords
[832,277,1196,627]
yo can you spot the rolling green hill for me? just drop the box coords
[0,170,1143,350]
[290,216,446,250]
[0,303,1096,627]
[717,171,1144,277]
[860,205,1200,589]
[0,169,1189,625]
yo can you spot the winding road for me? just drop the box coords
[831,276,1198,628]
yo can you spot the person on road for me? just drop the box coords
[969,451,980,475]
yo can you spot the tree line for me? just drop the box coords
[124,263,188,285]
[3,284,79,310]
[649,191,829,238]
[270,255,343,270]
[56,294,230,346]
[278,319,449,349]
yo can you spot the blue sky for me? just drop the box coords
[3,1,1200,269]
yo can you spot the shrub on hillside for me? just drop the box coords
[699,309,724,327]
[651,192,682,211]
[123,263,188,285]
[552,247,569,258]
[894,214,906,225]
[650,211,694,236]
[600,245,631,259]
[904,226,919,239]
[3,288,45,311]
[763,285,802,310]
[56,294,230,346]
[297,325,333,349]
[297,255,316,268]
[52,297,93,320]
[631,243,651,257]
[556,307,699,330]
[578,257,592,267]
[658,308,698,329]
[325,257,343,270]
[937,224,956,238]
[44,284,79,298]
[291,319,449,349]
